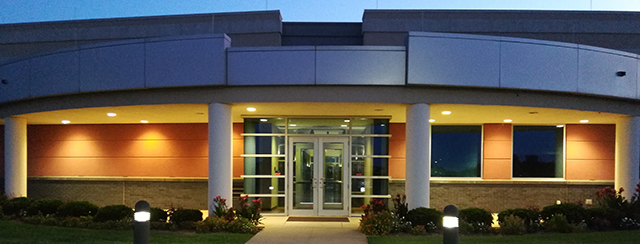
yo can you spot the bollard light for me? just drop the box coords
[443,205,459,244]
[134,200,150,244]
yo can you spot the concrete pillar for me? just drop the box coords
[208,103,233,216]
[406,104,430,209]
[615,116,640,200]
[5,117,27,198]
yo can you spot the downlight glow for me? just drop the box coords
[580,120,589,123]
[429,119,435,123]
[247,107,256,112]
[61,120,70,124]
[260,119,268,122]
[556,125,564,128]
[504,119,512,123]
[442,111,452,115]
[107,112,117,117]
[140,120,149,123]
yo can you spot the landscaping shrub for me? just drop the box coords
[194,221,210,233]
[56,201,99,218]
[212,195,229,218]
[406,207,442,232]
[390,194,411,233]
[459,207,493,233]
[543,214,572,233]
[170,209,202,223]
[26,199,63,216]
[2,197,34,217]
[0,193,8,206]
[410,225,427,235]
[540,203,587,225]
[458,220,475,235]
[150,207,168,222]
[587,207,625,231]
[59,216,93,228]
[499,215,526,235]
[94,205,133,222]
[227,217,258,234]
[498,208,540,233]
[359,210,393,235]
[203,216,228,232]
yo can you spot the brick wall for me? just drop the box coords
[390,180,608,212]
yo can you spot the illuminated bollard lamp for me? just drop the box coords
[442,205,459,244]
[134,200,151,244]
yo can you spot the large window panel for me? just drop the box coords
[244,118,285,134]
[513,126,564,178]
[431,125,482,177]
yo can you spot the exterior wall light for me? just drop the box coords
[134,200,150,244]
[443,205,459,244]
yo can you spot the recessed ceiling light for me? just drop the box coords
[580,120,589,123]
[140,120,148,123]
[260,119,268,122]
[429,119,435,123]
[61,120,70,124]
[442,111,452,115]
[107,112,116,117]
[290,124,297,127]
[504,119,512,123]
[556,125,564,128]
[247,107,256,112]
[341,125,348,127]
[344,119,350,122]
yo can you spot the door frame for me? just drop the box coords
[287,136,350,216]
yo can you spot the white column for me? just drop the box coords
[405,104,430,209]
[5,117,27,198]
[208,103,233,216]
[615,116,640,200]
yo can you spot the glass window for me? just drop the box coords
[351,179,389,196]
[351,118,389,134]
[513,126,564,178]
[244,157,285,175]
[243,178,285,194]
[351,157,388,176]
[287,118,350,134]
[244,136,285,155]
[351,137,389,156]
[244,118,285,133]
[431,125,482,177]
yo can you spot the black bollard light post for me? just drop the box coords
[134,200,150,244]
[443,205,459,244]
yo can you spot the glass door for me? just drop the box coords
[288,137,349,216]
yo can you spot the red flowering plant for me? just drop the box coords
[212,195,229,218]
[236,195,263,225]
[359,198,394,235]
[595,186,628,210]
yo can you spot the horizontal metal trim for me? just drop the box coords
[351,155,392,158]
[351,176,391,179]
[242,194,285,197]
[241,154,285,157]
[351,194,391,198]
[240,175,286,178]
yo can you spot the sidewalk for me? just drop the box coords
[245,217,367,244]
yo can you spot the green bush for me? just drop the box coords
[150,221,171,230]
[203,216,228,232]
[56,201,99,218]
[59,216,93,228]
[540,203,587,224]
[587,207,625,231]
[0,193,8,206]
[94,205,133,222]
[150,207,168,222]
[26,199,63,216]
[459,207,493,233]
[458,220,475,235]
[2,197,34,217]
[227,217,258,234]
[406,207,442,232]
[543,214,572,233]
[498,208,540,233]
[359,210,394,235]
[500,215,526,235]
[170,209,202,223]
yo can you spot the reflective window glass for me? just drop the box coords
[513,126,564,178]
[431,125,482,177]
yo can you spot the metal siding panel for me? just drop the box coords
[79,43,145,92]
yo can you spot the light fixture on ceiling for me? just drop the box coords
[556,125,564,128]
[504,119,512,123]
[442,111,452,115]
[344,119,350,122]
[260,119,268,122]
[61,120,70,124]
[247,107,256,112]
[107,112,116,117]
[290,124,297,127]
[140,120,149,123]
[429,119,435,123]
[580,120,589,123]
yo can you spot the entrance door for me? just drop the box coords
[288,137,349,216]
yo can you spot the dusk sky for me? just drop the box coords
[1,0,640,24]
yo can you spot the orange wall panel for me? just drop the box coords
[389,158,406,179]
[483,124,512,180]
[482,159,512,179]
[232,123,244,177]
[566,124,615,142]
[389,123,406,179]
[566,160,614,180]
[566,141,615,160]
[28,158,208,177]
[29,124,208,141]
[233,158,244,178]
[483,141,512,159]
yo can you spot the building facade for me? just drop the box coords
[2,10,640,216]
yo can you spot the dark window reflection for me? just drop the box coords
[431,126,482,177]
[513,126,564,178]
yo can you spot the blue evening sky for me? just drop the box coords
[1,0,639,24]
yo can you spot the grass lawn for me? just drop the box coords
[368,231,640,244]
[0,220,253,244]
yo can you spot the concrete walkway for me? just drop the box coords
[245,217,367,244]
